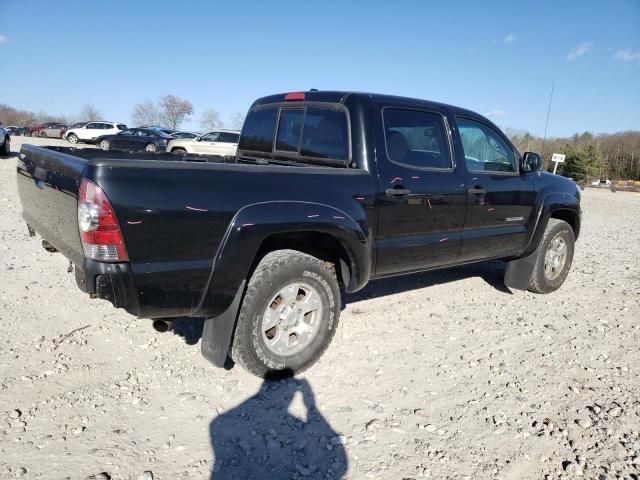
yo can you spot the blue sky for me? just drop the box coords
[0,0,638,136]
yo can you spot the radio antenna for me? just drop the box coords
[541,81,555,162]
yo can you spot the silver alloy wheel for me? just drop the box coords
[261,282,323,357]
[68,134,78,144]
[100,140,110,151]
[145,143,157,152]
[544,233,567,281]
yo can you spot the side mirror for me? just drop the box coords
[521,151,541,173]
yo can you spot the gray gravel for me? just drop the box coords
[1,137,639,479]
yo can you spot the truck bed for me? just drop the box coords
[17,144,373,319]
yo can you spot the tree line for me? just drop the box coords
[0,94,245,132]
[506,129,640,181]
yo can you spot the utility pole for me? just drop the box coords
[541,81,555,165]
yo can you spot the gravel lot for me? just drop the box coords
[1,137,639,480]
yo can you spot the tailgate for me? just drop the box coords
[16,145,86,265]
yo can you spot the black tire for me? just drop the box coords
[30,131,37,137]
[231,249,341,378]
[67,133,79,144]
[145,143,158,152]
[527,219,575,294]
[0,136,9,157]
[99,139,110,151]
[40,130,47,138]
[171,148,187,155]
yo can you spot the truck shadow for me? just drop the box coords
[170,261,511,344]
[207,375,348,479]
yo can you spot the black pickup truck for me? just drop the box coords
[16,91,581,377]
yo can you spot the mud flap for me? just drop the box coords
[504,247,539,291]
[201,280,246,368]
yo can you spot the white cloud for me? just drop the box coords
[567,42,593,60]
[503,34,516,44]
[484,110,506,118]
[613,49,640,62]
[0,34,6,45]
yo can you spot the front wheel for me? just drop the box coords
[99,139,110,151]
[145,143,157,152]
[527,219,575,294]
[231,250,341,378]
[40,131,47,138]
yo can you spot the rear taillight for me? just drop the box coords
[78,179,128,262]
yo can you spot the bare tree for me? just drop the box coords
[79,103,103,121]
[228,112,245,130]
[200,108,223,131]
[160,95,193,129]
[131,99,163,127]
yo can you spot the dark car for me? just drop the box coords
[5,126,27,136]
[97,127,173,152]
[16,90,582,378]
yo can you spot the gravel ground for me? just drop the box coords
[1,137,639,480]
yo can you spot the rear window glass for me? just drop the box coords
[383,109,451,169]
[238,108,278,153]
[276,109,304,152]
[300,107,348,160]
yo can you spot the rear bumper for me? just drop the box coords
[75,259,140,317]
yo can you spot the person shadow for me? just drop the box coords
[209,375,348,479]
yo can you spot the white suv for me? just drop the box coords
[167,130,240,156]
[64,121,127,144]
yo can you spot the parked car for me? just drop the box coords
[27,122,68,138]
[97,127,174,152]
[16,90,582,378]
[0,122,10,156]
[64,121,127,144]
[5,126,27,136]
[170,131,200,139]
[167,129,240,155]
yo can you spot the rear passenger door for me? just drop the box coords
[453,116,536,261]
[373,104,467,276]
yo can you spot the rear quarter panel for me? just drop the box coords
[86,160,375,318]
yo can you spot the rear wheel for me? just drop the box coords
[527,219,575,294]
[99,139,110,151]
[67,133,79,144]
[231,250,341,378]
[171,148,187,155]
[145,143,158,152]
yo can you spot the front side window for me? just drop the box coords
[457,118,516,173]
[201,132,221,142]
[383,109,451,169]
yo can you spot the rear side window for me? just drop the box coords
[220,132,239,143]
[117,124,126,130]
[238,107,278,153]
[383,109,451,169]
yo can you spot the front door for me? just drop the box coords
[453,116,536,261]
[373,104,468,276]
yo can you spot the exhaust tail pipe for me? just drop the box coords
[152,319,174,333]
